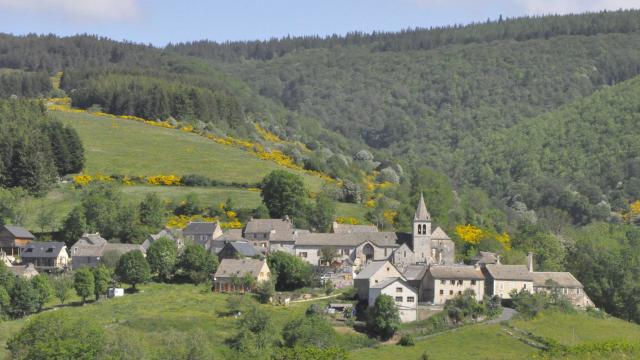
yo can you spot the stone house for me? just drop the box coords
[423,265,485,304]
[142,229,183,252]
[532,272,594,308]
[368,277,418,323]
[183,221,223,250]
[71,234,144,269]
[293,232,399,267]
[354,260,404,300]
[402,264,428,299]
[21,242,69,271]
[0,225,35,256]
[213,258,271,292]
[331,222,378,234]
[483,264,534,299]
[243,217,295,249]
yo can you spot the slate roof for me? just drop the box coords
[532,272,583,289]
[183,222,220,235]
[332,222,378,234]
[431,227,450,240]
[2,225,35,239]
[355,261,403,280]
[225,241,261,257]
[472,251,498,265]
[103,243,144,255]
[414,193,431,221]
[244,218,293,234]
[429,265,484,280]
[485,264,533,281]
[370,277,416,293]
[72,245,105,257]
[74,243,144,258]
[217,229,244,242]
[76,233,108,246]
[214,259,267,279]
[21,242,66,258]
[294,232,398,247]
[403,264,428,281]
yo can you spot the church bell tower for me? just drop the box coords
[413,193,432,263]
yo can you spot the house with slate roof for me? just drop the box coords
[424,265,485,304]
[21,242,69,271]
[142,228,183,252]
[0,225,35,256]
[483,264,534,299]
[71,233,145,269]
[8,263,39,279]
[183,221,223,250]
[218,241,263,260]
[331,222,378,234]
[532,271,594,308]
[213,258,271,292]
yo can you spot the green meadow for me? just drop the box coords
[53,110,324,189]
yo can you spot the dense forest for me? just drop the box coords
[0,70,51,98]
[0,100,84,195]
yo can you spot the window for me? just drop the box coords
[384,248,387,256]
[449,290,453,295]
[439,290,444,295]
[300,252,307,258]
[407,296,415,303]
[404,251,406,257]
[375,280,378,284]
[457,280,463,286]
[441,280,446,285]
[450,280,455,285]
[458,291,462,295]
[396,287,403,293]
[523,283,527,289]
[395,296,403,302]
[471,280,476,285]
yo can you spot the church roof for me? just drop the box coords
[414,193,431,221]
[431,227,450,240]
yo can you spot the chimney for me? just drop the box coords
[496,254,501,265]
[527,252,534,272]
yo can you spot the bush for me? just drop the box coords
[366,295,400,340]
[398,334,415,346]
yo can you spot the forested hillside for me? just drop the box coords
[173,10,640,218]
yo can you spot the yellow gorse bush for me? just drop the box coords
[165,215,243,230]
[455,224,484,245]
[147,175,181,186]
[336,217,360,225]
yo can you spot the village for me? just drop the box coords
[0,194,593,324]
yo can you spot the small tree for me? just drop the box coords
[115,250,150,291]
[177,243,218,284]
[147,237,178,282]
[35,208,56,233]
[139,193,165,228]
[256,279,275,304]
[260,170,306,219]
[10,277,38,317]
[31,274,52,312]
[267,251,313,291]
[92,265,111,300]
[59,206,86,247]
[51,274,73,305]
[319,246,338,266]
[74,267,95,304]
[367,295,400,340]
[242,272,256,292]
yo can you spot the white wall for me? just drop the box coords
[431,278,484,304]
[493,280,533,299]
[369,281,417,323]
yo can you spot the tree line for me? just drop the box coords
[0,99,84,195]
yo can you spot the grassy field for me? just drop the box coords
[22,184,368,231]
[351,324,536,360]
[350,310,640,360]
[0,283,370,359]
[510,310,640,346]
[53,110,324,190]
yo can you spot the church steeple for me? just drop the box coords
[414,193,431,221]
[413,193,432,263]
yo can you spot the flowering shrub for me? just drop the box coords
[454,224,511,249]
[165,215,243,230]
[336,217,360,225]
[147,175,181,186]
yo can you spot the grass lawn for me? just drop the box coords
[350,324,537,360]
[510,310,640,347]
[0,283,371,359]
[53,110,324,190]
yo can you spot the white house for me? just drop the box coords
[424,265,485,304]
[483,264,534,299]
[368,277,418,323]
